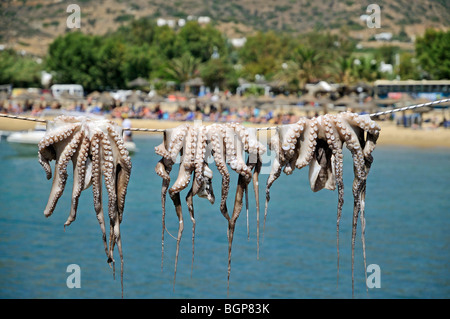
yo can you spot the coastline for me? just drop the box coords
[1,116,450,149]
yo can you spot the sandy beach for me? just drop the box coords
[1,114,450,148]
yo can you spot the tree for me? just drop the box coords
[238,31,293,80]
[93,36,127,90]
[175,21,227,62]
[200,57,237,91]
[398,52,420,80]
[415,29,450,79]
[298,30,356,61]
[46,32,129,91]
[351,57,381,82]
[118,18,157,45]
[374,45,399,65]
[273,60,302,92]
[122,44,153,82]
[329,56,355,85]
[164,52,201,90]
[0,49,43,87]
[46,31,102,91]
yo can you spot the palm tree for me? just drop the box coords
[295,47,327,85]
[273,46,329,92]
[351,57,380,82]
[165,52,201,92]
[273,61,303,93]
[330,56,355,85]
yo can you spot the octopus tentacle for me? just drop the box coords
[295,118,318,170]
[323,114,345,285]
[335,118,366,297]
[169,190,183,291]
[168,123,190,162]
[278,123,296,175]
[225,127,251,179]
[156,157,173,271]
[155,129,176,271]
[44,129,84,218]
[253,154,262,259]
[155,129,174,271]
[308,117,335,193]
[107,125,132,224]
[167,126,199,288]
[91,131,110,262]
[38,150,54,180]
[359,128,379,293]
[169,126,196,195]
[184,125,210,277]
[245,127,263,257]
[209,125,231,221]
[227,158,253,296]
[64,133,91,228]
[185,182,196,276]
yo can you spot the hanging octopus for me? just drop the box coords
[264,112,380,297]
[154,122,266,293]
[38,115,132,298]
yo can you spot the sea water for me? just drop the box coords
[0,136,449,299]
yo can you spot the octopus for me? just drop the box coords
[264,112,380,297]
[154,122,265,293]
[38,115,132,298]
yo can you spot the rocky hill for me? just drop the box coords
[1,0,449,56]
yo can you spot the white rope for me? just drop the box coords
[0,113,47,123]
[2,98,449,133]
[369,98,450,117]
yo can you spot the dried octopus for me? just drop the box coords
[38,115,132,298]
[155,122,265,292]
[264,112,380,297]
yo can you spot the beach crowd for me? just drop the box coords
[0,98,306,125]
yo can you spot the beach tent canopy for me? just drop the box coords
[183,77,204,87]
[127,77,150,88]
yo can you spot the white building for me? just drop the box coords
[374,32,393,41]
[197,16,211,24]
[230,37,247,48]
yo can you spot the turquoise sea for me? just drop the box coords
[0,135,449,299]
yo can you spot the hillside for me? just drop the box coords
[1,0,449,57]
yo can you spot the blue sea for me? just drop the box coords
[0,135,449,299]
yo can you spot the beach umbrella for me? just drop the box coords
[351,100,379,113]
[87,91,101,99]
[127,77,150,88]
[298,93,318,103]
[414,106,432,113]
[316,95,332,106]
[58,91,80,101]
[334,95,357,106]
[98,92,114,105]
[373,99,395,106]
[125,92,142,104]
[183,77,204,87]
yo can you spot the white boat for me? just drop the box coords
[5,111,137,155]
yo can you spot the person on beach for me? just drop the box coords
[121,113,133,142]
